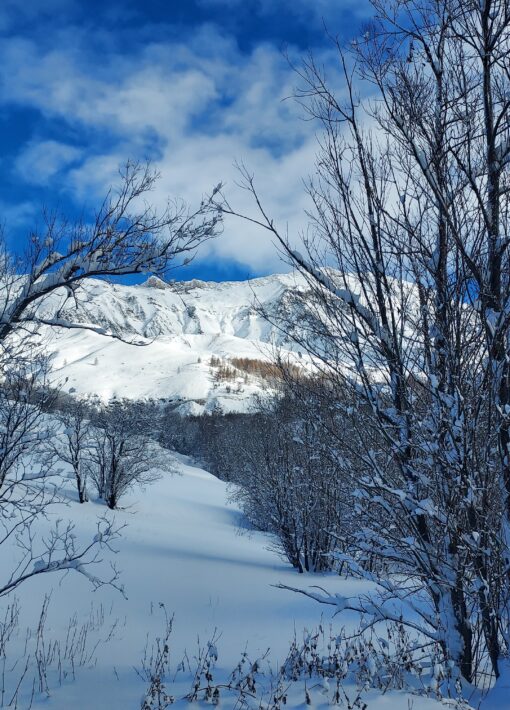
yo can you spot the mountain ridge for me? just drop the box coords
[40,271,312,413]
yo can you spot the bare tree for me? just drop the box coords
[0,159,218,597]
[0,161,221,351]
[52,398,93,503]
[0,356,55,492]
[88,399,162,509]
[0,356,123,596]
[219,0,510,689]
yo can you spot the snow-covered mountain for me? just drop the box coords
[40,272,313,413]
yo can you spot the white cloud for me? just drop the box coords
[0,25,342,274]
[0,200,38,232]
[15,140,83,185]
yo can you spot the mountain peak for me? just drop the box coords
[142,275,171,290]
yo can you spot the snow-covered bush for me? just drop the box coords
[0,358,122,596]
[88,398,162,509]
[52,398,92,503]
[138,605,175,710]
[0,596,121,706]
[229,387,353,573]
[170,382,356,573]
[137,614,473,708]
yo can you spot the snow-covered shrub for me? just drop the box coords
[0,356,55,491]
[0,359,122,596]
[158,408,199,455]
[138,605,175,710]
[175,383,356,573]
[52,398,93,503]
[137,617,473,708]
[0,596,121,706]
[229,389,350,572]
[87,399,161,509]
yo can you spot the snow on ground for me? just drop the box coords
[36,273,313,412]
[0,453,466,708]
[47,328,272,412]
[35,270,410,413]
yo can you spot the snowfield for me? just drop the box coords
[36,271,420,415]
[38,273,313,413]
[0,452,470,708]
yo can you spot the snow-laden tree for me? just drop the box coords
[220,0,510,689]
[0,161,218,596]
[0,357,123,596]
[52,398,93,503]
[0,160,220,351]
[88,398,163,509]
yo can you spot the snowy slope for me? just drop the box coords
[39,273,313,411]
[3,452,470,709]
[38,270,421,411]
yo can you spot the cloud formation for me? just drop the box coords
[15,140,83,186]
[0,4,361,275]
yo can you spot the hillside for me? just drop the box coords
[39,272,314,412]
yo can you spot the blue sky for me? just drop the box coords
[0,0,370,281]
